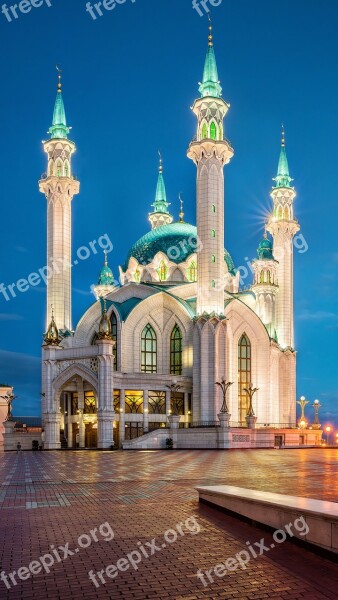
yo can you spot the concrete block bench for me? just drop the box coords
[196,485,338,554]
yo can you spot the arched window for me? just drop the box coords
[277,206,283,220]
[188,261,197,282]
[267,270,271,284]
[111,312,118,370]
[170,324,183,375]
[260,270,265,284]
[56,162,62,177]
[157,260,168,282]
[211,255,216,263]
[64,162,69,177]
[211,229,216,238]
[238,334,252,424]
[284,206,290,220]
[134,269,141,283]
[202,122,208,139]
[210,121,217,140]
[211,204,216,213]
[141,324,157,373]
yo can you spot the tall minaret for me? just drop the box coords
[187,22,234,315]
[39,69,80,332]
[267,128,299,349]
[148,154,173,229]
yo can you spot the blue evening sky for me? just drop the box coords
[0,0,337,429]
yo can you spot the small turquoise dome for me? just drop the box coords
[98,253,114,285]
[123,222,235,275]
[257,235,273,260]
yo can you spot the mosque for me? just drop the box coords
[36,24,321,450]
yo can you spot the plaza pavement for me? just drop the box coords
[0,448,337,599]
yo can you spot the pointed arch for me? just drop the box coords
[157,260,168,282]
[170,324,183,375]
[201,121,208,140]
[238,333,252,424]
[141,324,157,373]
[64,160,70,178]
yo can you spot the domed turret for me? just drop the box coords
[94,251,117,299]
[257,232,274,260]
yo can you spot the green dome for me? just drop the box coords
[98,265,114,285]
[123,222,235,275]
[257,236,274,260]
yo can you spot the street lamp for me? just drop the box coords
[0,392,16,422]
[297,396,309,426]
[215,379,233,414]
[311,399,321,430]
[325,426,331,445]
[243,384,259,418]
[166,382,183,417]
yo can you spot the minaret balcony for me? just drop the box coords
[188,138,234,165]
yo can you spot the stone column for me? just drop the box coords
[44,411,61,450]
[97,339,115,449]
[143,390,149,433]
[67,420,73,448]
[165,390,171,416]
[3,420,16,451]
[184,392,189,428]
[119,389,126,446]
[79,411,85,448]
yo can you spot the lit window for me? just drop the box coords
[134,269,141,283]
[188,261,197,282]
[84,391,96,414]
[211,255,216,263]
[238,334,251,424]
[202,123,208,139]
[212,204,216,213]
[141,324,157,373]
[211,229,216,238]
[170,324,183,375]
[56,162,62,177]
[157,260,168,282]
[125,391,144,414]
[210,122,217,140]
[212,280,216,288]
[65,162,69,177]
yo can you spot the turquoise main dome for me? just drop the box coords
[123,222,235,275]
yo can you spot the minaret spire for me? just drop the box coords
[199,16,222,99]
[274,125,292,188]
[39,68,80,332]
[148,153,173,229]
[49,66,70,140]
[188,21,234,316]
[179,193,185,223]
[267,129,300,350]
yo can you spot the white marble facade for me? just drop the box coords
[40,27,309,450]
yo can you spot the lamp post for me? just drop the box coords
[325,426,331,445]
[311,399,321,430]
[243,384,259,429]
[0,392,16,422]
[215,379,233,414]
[297,396,309,426]
[166,382,183,417]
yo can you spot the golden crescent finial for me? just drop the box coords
[158,150,163,173]
[281,123,285,148]
[56,64,62,93]
[208,14,213,47]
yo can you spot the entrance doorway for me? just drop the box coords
[85,423,97,448]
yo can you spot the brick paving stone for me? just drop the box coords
[0,449,337,599]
